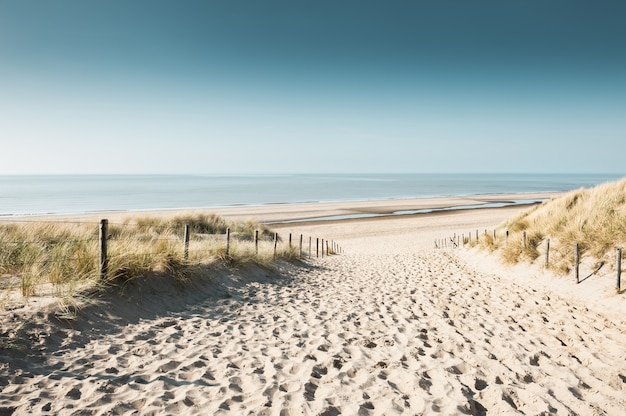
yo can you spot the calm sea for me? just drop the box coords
[0,173,622,216]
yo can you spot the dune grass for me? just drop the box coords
[0,213,301,302]
[475,177,626,274]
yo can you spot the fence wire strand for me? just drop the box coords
[0,239,98,245]
[0,219,101,225]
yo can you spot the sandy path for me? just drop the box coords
[2,202,626,415]
[3,247,626,415]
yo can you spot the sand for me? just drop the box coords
[2,194,626,415]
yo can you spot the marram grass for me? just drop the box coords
[0,214,297,300]
[474,177,626,274]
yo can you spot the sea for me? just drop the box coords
[0,173,623,217]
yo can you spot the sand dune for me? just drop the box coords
[2,198,626,415]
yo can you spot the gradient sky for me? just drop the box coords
[1,1,625,174]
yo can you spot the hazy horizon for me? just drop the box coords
[1,172,625,177]
[1,1,625,175]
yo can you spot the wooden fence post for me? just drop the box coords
[99,219,108,280]
[575,243,580,284]
[299,234,303,258]
[545,238,550,268]
[226,227,230,256]
[183,224,190,260]
[506,230,509,246]
[309,236,312,258]
[254,230,259,254]
[273,232,278,258]
[617,248,622,292]
[523,231,527,249]
[321,239,324,258]
[289,233,292,249]
[316,238,319,258]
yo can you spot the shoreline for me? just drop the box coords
[0,191,561,222]
[263,199,544,224]
[156,191,560,224]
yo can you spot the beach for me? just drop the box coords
[2,193,626,415]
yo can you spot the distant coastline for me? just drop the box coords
[0,173,622,217]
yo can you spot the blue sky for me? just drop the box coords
[1,1,625,174]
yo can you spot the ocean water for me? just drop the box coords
[0,173,622,216]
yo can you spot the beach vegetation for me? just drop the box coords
[0,214,301,313]
[477,177,626,274]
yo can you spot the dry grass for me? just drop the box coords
[0,213,306,304]
[476,177,626,273]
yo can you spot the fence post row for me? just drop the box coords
[9,220,345,293]
[436,230,626,289]
[99,219,108,280]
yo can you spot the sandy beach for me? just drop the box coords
[2,193,626,415]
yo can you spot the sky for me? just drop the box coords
[1,1,625,175]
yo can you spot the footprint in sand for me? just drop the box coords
[474,378,488,391]
[303,380,318,401]
[64,387,81,400]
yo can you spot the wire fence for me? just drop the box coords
[435,228,624,293]
[0,218,343,296]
